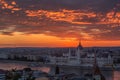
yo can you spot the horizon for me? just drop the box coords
[0,42,120,48]
[0,0,120,47]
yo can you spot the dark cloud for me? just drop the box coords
[13,0,120,12]
[0,0,120,41]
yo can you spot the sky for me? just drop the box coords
[0,0,120,47]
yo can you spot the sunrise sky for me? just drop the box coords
[0,0,120,47]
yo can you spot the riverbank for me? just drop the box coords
[0,59,117,71]
[0,60,120,80]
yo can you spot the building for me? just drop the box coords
[49,42,113,67]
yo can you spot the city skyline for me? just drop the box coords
[0,0,120,47]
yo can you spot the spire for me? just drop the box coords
[69,48,71,54]
[79,40,82,46]
[55,65,60,75]
[77,40,83,50]
[93,50,106,80]
[93,52,101,75]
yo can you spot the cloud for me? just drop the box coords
[0,0,120,41]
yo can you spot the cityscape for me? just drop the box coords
[0,0,120,80]
[0,43,120,80]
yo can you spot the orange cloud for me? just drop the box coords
[25,9,120,26]
[0,0,119,47]
[0,0,21,12]
[25,9,95,25]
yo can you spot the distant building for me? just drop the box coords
[5,42,115,67]
[0,52,9,59]
[49,42,113,67]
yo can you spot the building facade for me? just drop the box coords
[49,42,113,67]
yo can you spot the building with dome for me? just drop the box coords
[49,42,113,67]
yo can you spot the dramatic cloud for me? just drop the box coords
[0,0,120,41]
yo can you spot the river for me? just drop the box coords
[0,61,120,80]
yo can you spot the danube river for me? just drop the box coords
[0,61,120,80]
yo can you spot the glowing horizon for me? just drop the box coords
[0,33,120,48]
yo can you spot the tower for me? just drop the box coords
[68,48,71,61]
[76,41,83,64]
[55,65,60,75]
[93,52,105,80]
[77,41,83,50]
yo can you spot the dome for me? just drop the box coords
[77,42,83,50]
